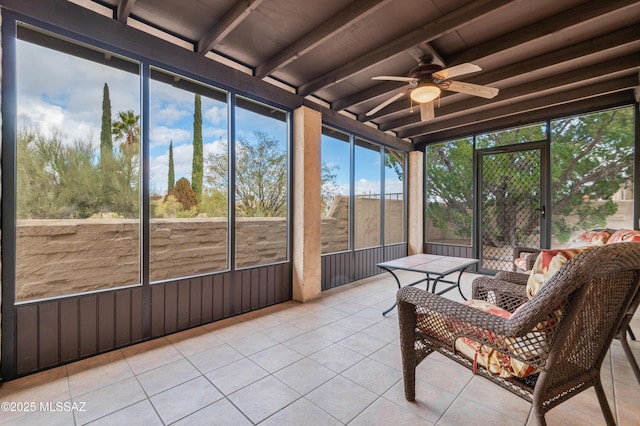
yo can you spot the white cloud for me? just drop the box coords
[204,105,226,124]
[150,126,191,148]
[355,178,381,196]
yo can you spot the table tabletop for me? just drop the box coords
[377,254,479,276]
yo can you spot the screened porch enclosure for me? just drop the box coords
[0,0,638,387]
[426,108,637,274]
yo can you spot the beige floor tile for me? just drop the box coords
[260,397,342,426]
[337,331,388,356]
[360,320,400,344]
[73,377,146,425]
[333,314,380,332]
[172,399,252,426]
[205,358,269,395]
[283,331,333,356]
[439,396,525,426]
[248,343,304,373]
[342,357,402,395]
[0,366,67,396]
[227,376,300,423]
[415,356,474,395]
[273,358,336,395]
[187,343,244,374]
[369,341,403,371]
[88,399,162,426]
[136,358,201,396]
[311,323,357,342]
[350,397,433,426]
[0,403,75,426]
[225,332,278,357]
[308,343,364,373]
[382,378,458,424]
[67,352,133,398]
[456,376,530,423]
[165,326,225,357]
[149,376,223,424]
[536,400,609,426]
[0,375,70,404]
[306,375,377,423]
[210,321,259,342]
[262,322,308,343]
[121,337,184,375]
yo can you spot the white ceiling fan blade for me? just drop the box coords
[372,76,418,82]
[432,63,481,80]
[445,80,499,99]
[419,101,435,121]
[365,91,407,116]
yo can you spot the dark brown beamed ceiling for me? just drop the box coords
[103,0,639,145]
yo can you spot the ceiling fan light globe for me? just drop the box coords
[410,84,441,103]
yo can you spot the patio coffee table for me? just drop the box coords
[377,254,479,316]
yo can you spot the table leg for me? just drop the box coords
[380,267,430,316]
[431,269,468,301]
[382,267,402,316]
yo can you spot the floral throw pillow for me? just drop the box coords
[575,229,612,245]
[608,229,640,243]
[526,246,595,299]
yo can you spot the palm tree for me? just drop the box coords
[112,110,140,154]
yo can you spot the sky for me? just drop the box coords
[16,35,401,197]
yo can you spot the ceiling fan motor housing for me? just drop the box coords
[409,61,444,82]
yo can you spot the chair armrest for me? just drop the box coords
[398,286,511,337]
[512,246,541,271]
[472,276,528,312]
[495,271,529,286]
[513,246,541,258]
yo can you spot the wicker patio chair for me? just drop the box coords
[397,243,640,426]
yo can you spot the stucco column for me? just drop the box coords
[407,150,424,255]
[292,106,322,302]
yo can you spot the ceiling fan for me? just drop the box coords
[366,56,499,121]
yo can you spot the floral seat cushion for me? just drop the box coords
[453,300,538,378]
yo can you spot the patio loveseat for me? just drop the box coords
[512,228,640,273]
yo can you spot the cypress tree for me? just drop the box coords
[100,83,113,165]
[99,82,116,212]
[191,93,203,198]
[168,141,175,193]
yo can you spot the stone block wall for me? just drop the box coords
[15,193,404,301]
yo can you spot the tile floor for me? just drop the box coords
[1,270,639,425]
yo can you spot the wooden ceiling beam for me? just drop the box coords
[297,0,514,96]
[402,75,638,140]
[116,0,135,23]
[447,0,638,66]
[255,0,393,79]
[332,81,408,111]
[197,0,264,55]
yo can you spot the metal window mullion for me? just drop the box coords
[140,63,151,337]
[349,134,355,252]
[380,145,385,248]
[229,93,236,272]
[1,12,19,380]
